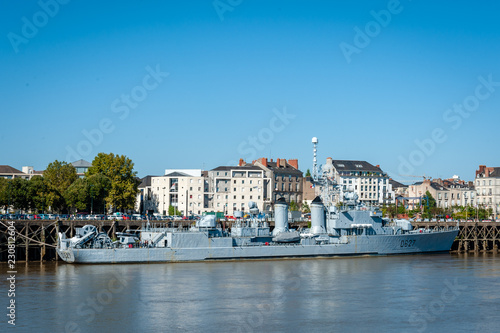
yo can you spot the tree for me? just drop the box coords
[422,191,437,218]
[10,178,30,211]
[65,174,112,213]
[42,160,77,213]
[301,202,311,213]
[87,174,112,214]
[289,200,299,211]
[305,169,311,177]
[65,178,90,212]
[86,153,139,212]
[44,160,77,195]
[168,205,181,216]
[27,176,50,213]
[0,178,9,211]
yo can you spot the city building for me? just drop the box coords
[0,165,42,180]
[136,175,156,214]
[407,176,475,210]
[251,158,303,206]
[207,164,270,216]
[71,159,92,178]
[150,169,208,216]
[323,158,391,205]
[389,179,407,200]
[475,165,500,218]
[302,176,316,207]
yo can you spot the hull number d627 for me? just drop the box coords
[400,239,416,248]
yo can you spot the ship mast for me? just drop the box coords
[311,137,338,212]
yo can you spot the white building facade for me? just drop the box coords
[475,165,500,219]
[149,170,208,216]
[207,165,270,216]
[323,158,392,205]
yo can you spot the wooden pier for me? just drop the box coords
[1,219,499,262]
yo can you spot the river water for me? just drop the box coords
[1,254,500,333]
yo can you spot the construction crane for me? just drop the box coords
[398,174,433,182]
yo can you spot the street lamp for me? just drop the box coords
[90,184,94,215]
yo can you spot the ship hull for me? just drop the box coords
[57,229,458,264]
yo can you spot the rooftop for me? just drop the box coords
[331,160,383,173]
[0,165,24,174]
[71,159,92,168]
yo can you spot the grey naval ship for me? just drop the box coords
[57,138,459,264]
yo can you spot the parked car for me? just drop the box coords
[110,212,124,220]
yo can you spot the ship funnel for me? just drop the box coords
[310,196,326,234]
[273,197,289,236]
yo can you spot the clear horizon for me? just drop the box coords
[2,1,499,184]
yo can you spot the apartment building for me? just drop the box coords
[323,158,392,205]
[475,165,500,218]
[148,169,208,216]
[207,165,270,216]
[251,158,303,205]
[407,177,475,210]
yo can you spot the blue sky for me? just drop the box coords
[1,0,499,183]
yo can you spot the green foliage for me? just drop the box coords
[425,191,436,208]
[86,153,139,211]
[65,178,89,212]
[36,160,78,213]
[44,160,77,196]
[289,200,299,211]
[27,176,50,213]
[168,205,182,216]
[0,178,9,211]
[88,174,112,213]
[301,202,311,213]
[305,169,311,177]
[10,178,30,211]
[381,204,397,218]
[65,173,112,213]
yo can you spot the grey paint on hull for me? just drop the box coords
[57,229,458,264]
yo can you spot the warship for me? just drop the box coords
[57,138,458,264]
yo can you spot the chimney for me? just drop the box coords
[476,165,486,177]
[326,157,332,165]
[376,165,380,168]
[280,159,286,168]
[288,159,298,170]
[277,158,281,167]
[239,158,245,166]
[262,158,267,167]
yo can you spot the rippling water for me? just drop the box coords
[2,254,500,332]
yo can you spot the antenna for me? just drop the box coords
[312,137,318,180]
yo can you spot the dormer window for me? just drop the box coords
[355,164,363,168]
